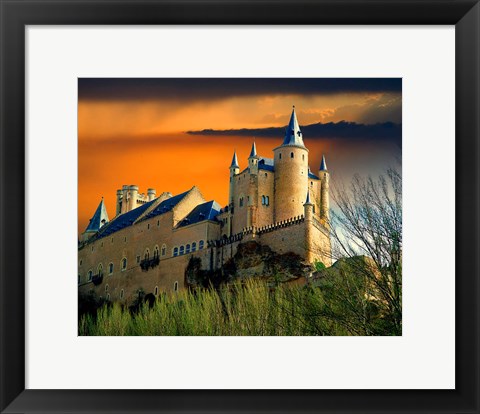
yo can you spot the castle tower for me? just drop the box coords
[116,189,123,216]
[318,155,330,224]
[273,106,309,222]
[127,185,139,211]
[248,141,259,175]
[247,141,259,228]
[303,189,314,262]
[147,188,156,201]
[229,150,240,205]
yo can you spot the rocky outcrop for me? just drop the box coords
[185,241,311,289]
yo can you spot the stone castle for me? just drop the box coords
[78,107,332,303]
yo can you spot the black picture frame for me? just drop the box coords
[1,1,479,413]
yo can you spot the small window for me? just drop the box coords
[161,244,166,256]
[179,245,185,255]
[265,196,270,206]
[157,220,160,227]
[239,197,243,207]
[192,242,197,252]
[174,281,178,292]
[147,223,150,230]
[101,242,103,247]
[144,249,150,260]
[87,270,93,281]
[311,181,313,186]
[186,244,191,254]
[91,246,94,252]
[302,154,305,161]
[120,289,124,299]
[261,195,265,205]
[111,237,114,243]
[199,240,204,250]
[291,152,294,158]
[173,247,178,257]
[124,237,127,242]
[154,246,159,258]
[121,258,127,271]
[154,286,159,296]
[265,173,268,177]
[106,293,110,301]
[109,263,114,274]
[279,153,282,159]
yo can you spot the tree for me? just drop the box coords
[328,168,402,335]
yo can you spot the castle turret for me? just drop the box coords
[273,106,309,222]
[303,189,314,262]
[116,189,123,216]
[128,185,139,211]
[229,150,240,205]
[248,140,259,175]
[147,188,156,201]
[318,155,330,223]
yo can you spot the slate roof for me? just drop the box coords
[142,190,190,220]
[230,151,239,168]
[258,157,274,172]
[249,141,257,158]
[308,171,319,180]
[85,199,109,233]
[177,200,222,228]
[96,198,156,239]
[320,155,328,171]
[281,107,306,148]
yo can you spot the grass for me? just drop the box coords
[79,278,396,336]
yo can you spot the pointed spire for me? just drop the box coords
[230,150,239,169]
[304,188,313,206]
[85,198,109,233]
[320,154,328,171]
[249,140,257,158]
[281,106,306,148]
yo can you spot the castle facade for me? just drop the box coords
[78,108,332,304]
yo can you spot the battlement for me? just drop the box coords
[116,185,156,216]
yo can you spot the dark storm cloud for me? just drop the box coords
[187,121,402,148]
[78,78,402,102]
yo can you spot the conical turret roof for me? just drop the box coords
[320,154,328,171]
[85,198,109,233]
[249,141,257,158]
[230,150,239,168]
[281,106,306,148]
[304,188,313,205]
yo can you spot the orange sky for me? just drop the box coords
[78,80,401,234]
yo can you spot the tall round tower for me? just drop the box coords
[273,107,309,222]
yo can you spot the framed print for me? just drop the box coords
[0,1,479,413]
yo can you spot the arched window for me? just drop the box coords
[120,289,124,299]
[173,247,178,257]
[186,244,191,254]
[121,258,127,271]
[144,248,150,260]
[97,264,103,276]
[199,240,204,250]
[174,281,179,292]
[192,242,197,252]
[154,286,159,296]
[109,263,114,274]
[154,245,159,258]
[161,244,166,256]
[291,152,294,158]
[179,245,185,255]
[87,270,93,281]
[239,197,244,207]
[266,196,270,206]
[261,195,265,205]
